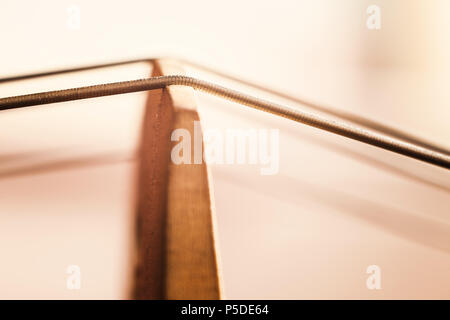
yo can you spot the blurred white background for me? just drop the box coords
[1,0,449,144]
[1,0,449,299]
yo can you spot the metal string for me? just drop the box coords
[1,57,448,157]
[0,74,449,169]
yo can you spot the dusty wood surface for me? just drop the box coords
[134,60,221,299]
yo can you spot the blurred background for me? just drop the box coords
[2,0,450,144]
[0,0,449,299]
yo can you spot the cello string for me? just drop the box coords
[0,74,449,170]
[0,57,448,156]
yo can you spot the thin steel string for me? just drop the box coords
[0,75,449,170]
[1,57,448,156]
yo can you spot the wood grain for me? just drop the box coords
[134,60,221,299]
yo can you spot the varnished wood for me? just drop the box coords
[134,60,221,299]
